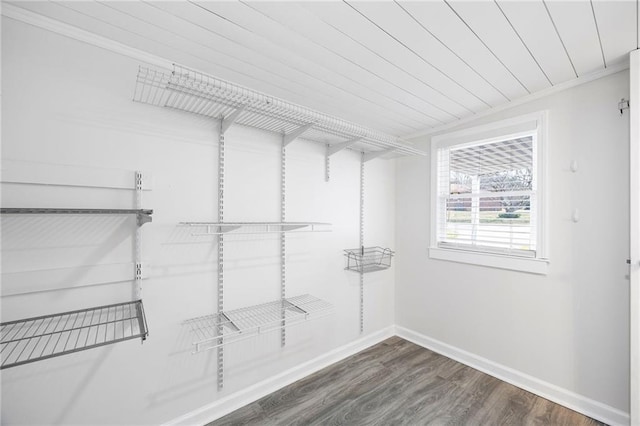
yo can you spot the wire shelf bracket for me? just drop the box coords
[284,123,314,147]
[364,149,396,163]
[221,105,246,135]
[0,300,148,369]
[185,295,333,353]
[326,138,363,182]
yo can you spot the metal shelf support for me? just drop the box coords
[364,148,395,163]
[325,138,362,182]
[359,153,365,334]
[283,123,314,147]
[216,119,226,390]
[221,105,246,135]
[280,136,287,348]
[134,171,144,301]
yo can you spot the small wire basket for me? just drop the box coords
[344,246,395,273]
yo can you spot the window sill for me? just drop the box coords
[429,247,549,275]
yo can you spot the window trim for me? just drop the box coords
[429,111,549,275]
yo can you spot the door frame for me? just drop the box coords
[630,48,639,426]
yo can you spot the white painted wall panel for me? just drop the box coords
[0,17,395,425]
[397,70,630,415]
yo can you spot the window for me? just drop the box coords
[430,112,548,274]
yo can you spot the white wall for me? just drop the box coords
[1,18,395,425]
[396,70,630,419]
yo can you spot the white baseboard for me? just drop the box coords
[164,325,628,426]
[396,326,629,426]
[163,326,396,426]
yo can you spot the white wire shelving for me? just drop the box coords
[180,221,331,236]
[0,208,153,225]
[133,65,426,159]
[0,300,148,369]
[344,247,395,274]
[185,294,333,353]
[1,171,153,368]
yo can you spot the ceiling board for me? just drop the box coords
[447,0,552,93]
[235,4,450,125]
[190,1,440,130]
[56,1,316,101]
[239,1,459,124]
[495,0,576,85]
[148,1,429,134]
[397,1,528,101]
[7,1,227,81]
[4,0,637,139]
[102,1,418,134]
[591,0,637,66]
[543,0,605,76]
[299,1,479,118]
[346,1,507,108]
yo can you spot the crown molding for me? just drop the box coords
[2,2,631,144]
[2,3,173,70]
[403,59,630,141]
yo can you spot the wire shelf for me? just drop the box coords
[0,300,148,369]
[134,65,426,157]
[0,208,153,225]
[180,221,331,236]
[344,247,395,273]
[185,294,333,353]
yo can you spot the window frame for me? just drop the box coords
[429,111,549,275]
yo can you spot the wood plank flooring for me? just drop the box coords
[209,337,605,425]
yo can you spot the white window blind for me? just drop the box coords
[436,135,537,257]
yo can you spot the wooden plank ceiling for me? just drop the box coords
[8,0,639,138]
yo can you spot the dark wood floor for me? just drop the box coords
[210,337,604,425]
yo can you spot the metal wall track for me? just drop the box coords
[217,124,225,390]
[359,154,365,334]
[280,137,287,348]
